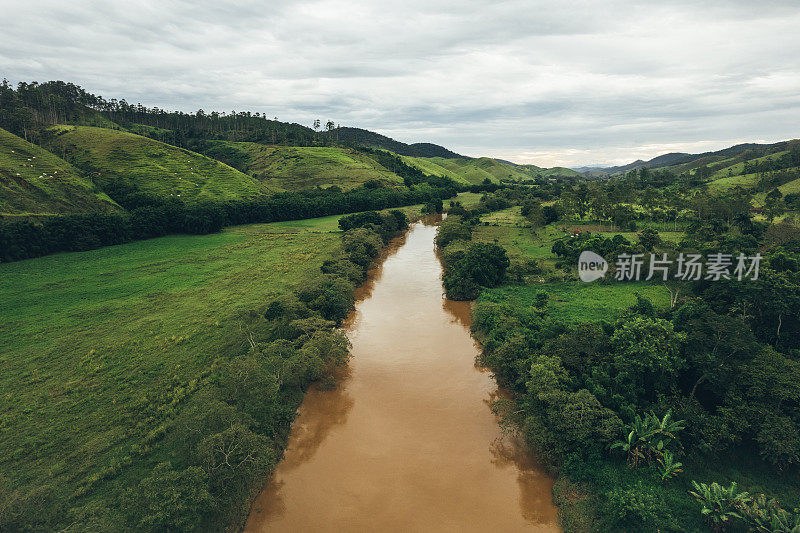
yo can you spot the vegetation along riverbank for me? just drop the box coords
[0,205,417,531]
[437,176,800,532]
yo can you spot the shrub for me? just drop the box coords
[435,215,472,248]
[601,482,670,532]
[689,481,750,532]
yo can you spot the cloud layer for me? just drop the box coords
[3,0,799,166]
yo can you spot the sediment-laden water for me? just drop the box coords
[244,219,560,532]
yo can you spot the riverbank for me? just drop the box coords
[459,204,800,532]
[0,207,413,531]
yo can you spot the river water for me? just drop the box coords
[244,219,560,532]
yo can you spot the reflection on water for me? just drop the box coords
[244,221,560,532]
[279,367,355,469]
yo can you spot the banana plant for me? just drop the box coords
[611,409,685,467]
[739,493,800,533]
[652,409,686,441]
[657,450,683,481]
[689,481,750,532]
[610,428,647,467]
[768,509,800,533]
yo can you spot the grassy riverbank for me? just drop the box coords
[0,218,339,526]
[0,197,432,530]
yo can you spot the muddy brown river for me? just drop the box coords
[244,219,560,532]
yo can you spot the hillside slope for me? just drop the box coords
[0,128,118,216]
[401,156,581,185]
[324,127,463,158]
[44,126,270,204]
[518,164,583,179]
[598,140,799,177]
[200,142,405,191]
[400,156,528,184]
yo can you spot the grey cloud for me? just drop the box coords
[1,0,799,166]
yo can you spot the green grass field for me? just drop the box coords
[706,171,761,192]
[220,142,405,191]
[479,282,671,322]
[470,208,680,321]
[0,217,342,515]
[780,176,800,195]
[0,189,444,518]
[0,127,118,215]
[45,125,270,203]
[450,191,484,208]
[474,211,566,266]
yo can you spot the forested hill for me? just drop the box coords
[0,80,460,159]
[0,79,587,221]
[321,126,463,158]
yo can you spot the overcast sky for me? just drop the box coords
[2,0,800,167]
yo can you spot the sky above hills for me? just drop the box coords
[3,0,800,167]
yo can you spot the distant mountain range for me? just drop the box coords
[579,140,798,177]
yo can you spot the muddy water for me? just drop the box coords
[244,220,560,532]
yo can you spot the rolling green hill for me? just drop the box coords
[702,149,800,195]
[44,126,271,204]
[0,127,118,216]
[399,156,474,184]
[201,142,405,191]
[401,156,530,184]
[522,164,583,179]
[401,156,581,185]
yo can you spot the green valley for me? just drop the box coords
[1,76,799,533]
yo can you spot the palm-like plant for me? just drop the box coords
[611,409,686,467]
[768,509,800,533]
[739,493,800,533]
[689,481,751,532]
[657,450,683,481]
[611,428,646,467]
[652,409,686,441]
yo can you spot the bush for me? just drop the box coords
[295,275,355,323]
[435,216,472,248]
[601,482,670,532]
